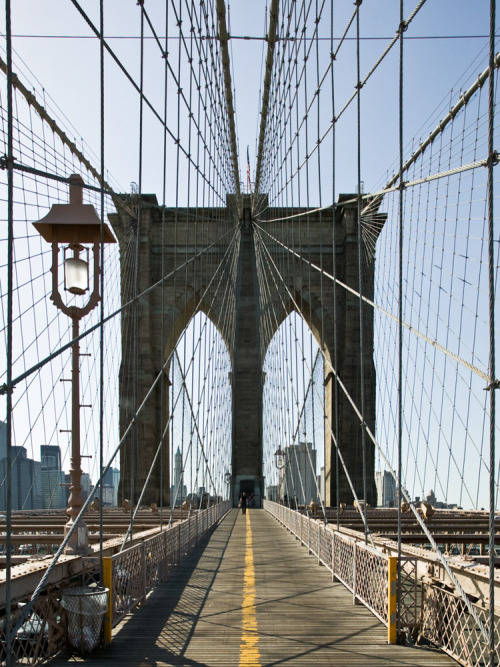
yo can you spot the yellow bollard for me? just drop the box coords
[387,556,397,644]
[102,557,113,645]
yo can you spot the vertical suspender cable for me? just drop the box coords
[159,0,170,530]
[5,2,13,664]
[169,0,180,528]
[174,0,182,524]
[314,0,327,525]
[130,0,146,527]
[98,0,105,578]
[355,0,368,542]
[487,2,496,665]
[330,0,340,529]
[186,12,195,501]
[397,0,405,644]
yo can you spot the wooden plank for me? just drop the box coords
[49,509,457,666]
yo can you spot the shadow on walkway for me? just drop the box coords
[50,510,238,666]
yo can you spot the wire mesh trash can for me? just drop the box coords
[61,587,108,653]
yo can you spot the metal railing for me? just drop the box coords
[0,568,97,666]
[0,500,231,665]
[103,500,232,641]
[264,500,390,625]
[422,583,499,667]
[263,500,499,667]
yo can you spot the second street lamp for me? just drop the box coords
[274,446,285,470]
[33,174,116,555]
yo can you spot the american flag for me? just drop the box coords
[246,146,251,192]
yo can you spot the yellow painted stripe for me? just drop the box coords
[102,557,113,645]
[239,511,261,667]
[387,556,398,644]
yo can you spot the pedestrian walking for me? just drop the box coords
[239,492,247,514]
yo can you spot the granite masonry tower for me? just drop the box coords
[109,193,383,508]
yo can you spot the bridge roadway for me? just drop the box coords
[51,509,456,666]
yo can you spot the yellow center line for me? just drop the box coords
[239,511,261,667]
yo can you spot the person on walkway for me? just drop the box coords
[240,492,247,514]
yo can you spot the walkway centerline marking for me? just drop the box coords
[239,511,261,667]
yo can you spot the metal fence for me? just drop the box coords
[0,568,97,666]
[0,500,231,665]
[263,500,499,667]
[422,583,499,667]
[264,500,390,624]
[103,500,232,638]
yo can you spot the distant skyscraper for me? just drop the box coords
[81,472,92,500]
[283,442,317,506]
[170,447,187,505]
[375,470,396,507]
[102,467,119,506]
[0,446,42,510]
[40,445,66,509]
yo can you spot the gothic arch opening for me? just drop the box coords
[262,311,325,506]
[164,291,232,371]
[169,312,232,507]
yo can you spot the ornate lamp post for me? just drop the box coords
[274,446,285,470]
[274,446,286,503]
[33,174,115,554]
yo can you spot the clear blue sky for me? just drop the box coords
[1,2,497,508]
[3,1,496,199]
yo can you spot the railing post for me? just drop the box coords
[387,556,398,644]
[163,529,167,580]
[102,557,113,645]
[353,542,357,605]
[177,524,181,565]
[142,542,147,603]
[331,532,336,581]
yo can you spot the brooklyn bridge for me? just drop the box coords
[0,1,498,666]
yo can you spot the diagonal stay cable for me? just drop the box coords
[254,224,370,525]
[122,248,238,542]
[260,0,428,204]
[1,223,236,395]
[8,223,240,640]
[254,225,375,543]
[253,220,490,382]
[367,51,500,207]
[256,225,494,488]
[140,3,236,195]
[255,225,493,643]
[118,216,239,539]
[171,350,219,503]
[253,152,495,224]
[67,0,228,202]
[288,349,328,522]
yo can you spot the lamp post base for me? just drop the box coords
[64,518,91,555]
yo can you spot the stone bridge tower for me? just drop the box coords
[109,193,383,507]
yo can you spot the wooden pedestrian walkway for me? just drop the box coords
[51,509,456,666]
